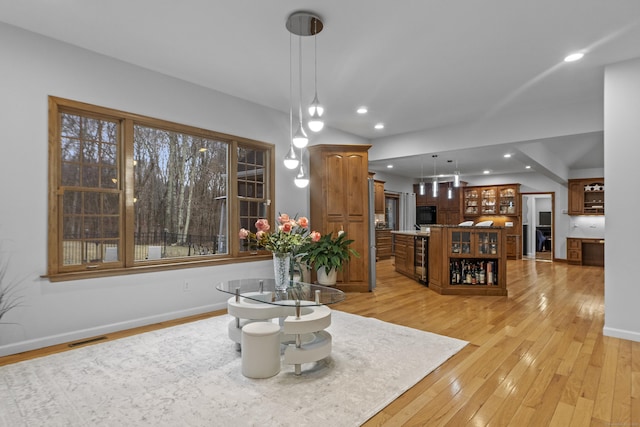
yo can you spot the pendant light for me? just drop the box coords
[284,144,299,169]
[454,159,461,187]
[432,155,438,198]
[447,182,453,199]
[418,156,426,196]
[283,31,300,170]
[285,11,324,186]
[292,30,308,149]
[294,150,309,188]
[307,17,324,132]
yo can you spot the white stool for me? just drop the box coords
[241,322,281,378]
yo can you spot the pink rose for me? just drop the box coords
[255,218,270,232]
[298,216,309,228]
[278,213,290,224]
[281,222,293,233]
[238,228,249,239]
[310,231,321,242]
[256,230,266,240]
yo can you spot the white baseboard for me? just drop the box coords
[603,326,640,343]
[0,302,227,357]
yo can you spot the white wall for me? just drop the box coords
[368,170,414,194]
[0,23,367,355]
[603,57,640,342]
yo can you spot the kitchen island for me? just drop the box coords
[391,230,429,283]
[394,225,508,296]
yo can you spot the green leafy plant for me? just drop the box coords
[300,232,359,275]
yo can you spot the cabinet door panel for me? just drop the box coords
[346,220,368,282]
[325,154,345,217]
[568,181,583,215]
[347,154,366,217]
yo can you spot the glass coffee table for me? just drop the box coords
[216,278,346,306]
[216,279,345,375]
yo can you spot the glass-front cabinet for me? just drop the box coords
[463,184,520,217]
[480,187,497,214]
[463,189,479,216]
[429,225,507,296]
[499,187,517,214]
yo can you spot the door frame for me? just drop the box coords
[521,191,555,261]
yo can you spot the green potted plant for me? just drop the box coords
[300,231,359,286]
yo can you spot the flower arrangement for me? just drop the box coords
[239,213,320,255]
[300,231,359,275]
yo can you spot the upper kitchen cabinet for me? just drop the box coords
[414,183,438,206]
[568,178,604,215]
[464,184,520,217]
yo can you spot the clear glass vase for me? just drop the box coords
[273,252,291,291]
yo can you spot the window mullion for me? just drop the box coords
[123,118,135,267]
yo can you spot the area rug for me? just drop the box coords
[0,311,467,427]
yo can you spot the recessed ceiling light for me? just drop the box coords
[374,123,384,130]
[564,52,584,62]
[386,164,393,169]
[503,153,511,158]
[357,107,368,114]
[483,170,491,174]
[525,165,531,169]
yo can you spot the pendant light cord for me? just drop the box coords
[313,19,318,97]
[298,33,304,127]
[289,32,293,143]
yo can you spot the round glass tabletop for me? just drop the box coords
[216,278,345,306]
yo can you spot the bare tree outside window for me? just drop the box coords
[133,125,228,260]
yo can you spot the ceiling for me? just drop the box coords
[2,0,638,180]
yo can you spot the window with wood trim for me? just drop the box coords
[48,97,275,280]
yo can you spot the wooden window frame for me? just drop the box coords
[47,96,275,282]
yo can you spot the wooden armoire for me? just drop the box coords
[308,144,372,292]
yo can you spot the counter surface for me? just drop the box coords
[391,230,430,237]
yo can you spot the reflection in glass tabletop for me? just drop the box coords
[216,278,345,306]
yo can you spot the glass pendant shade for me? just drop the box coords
[308,109,324,132]
[447,185,453,199]
[308,94,324,117]
[294,163,309,188]
[432,179,438,197]
[418,181,426,196]
[283,144,299,169]
[292,123,308,148]
[454,171,461,187]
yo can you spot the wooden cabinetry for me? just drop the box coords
[568,178,604,215]
[567,237,605,266]
[374,180,385,214]
[567,238,582,264]
[309,144,371,292]
[462,184,521,258]
[393,233,415,279]
[499,187,518,215]
[414,183,438,206]
[464,184,520,217]
[429,225,507,296]
[375,229,392,260]
[413,182,464,225]
[506,235,521,259]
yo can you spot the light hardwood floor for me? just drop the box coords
[1,257,637,426]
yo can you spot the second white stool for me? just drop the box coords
[241,322,281,378]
